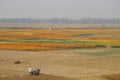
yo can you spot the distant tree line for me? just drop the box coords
[0,18,120,24]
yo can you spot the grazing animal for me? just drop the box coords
[34,69,40,75]
[29,69,40,76]
[14,61,21,64]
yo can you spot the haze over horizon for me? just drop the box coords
[0,0,120,19]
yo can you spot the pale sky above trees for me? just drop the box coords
[0,0,120,19]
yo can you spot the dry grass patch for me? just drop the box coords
[104,74,120,80]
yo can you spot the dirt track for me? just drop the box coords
[0,49,120,80]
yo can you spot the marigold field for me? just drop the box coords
[0,29,120,51]
[0,26,120,80]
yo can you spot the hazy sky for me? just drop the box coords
[0,0,120,19]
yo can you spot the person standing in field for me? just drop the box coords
[28,66,33,75]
